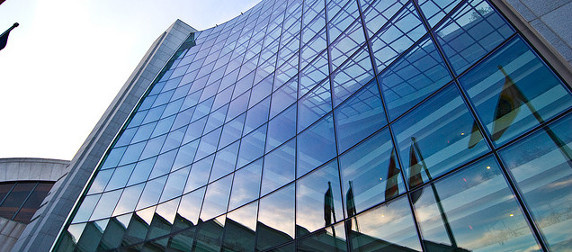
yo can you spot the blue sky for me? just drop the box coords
[0,0,260,160]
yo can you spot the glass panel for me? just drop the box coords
[393,84,489,188]
[256,183,295,251]
[500,113,572,250]
[297,113,337,177]
[200,174,233,221]
[87,170,113,194]
[0,182,35,219]
[159,166,190,202]
[113,184,145,216]
[244,96,270,134]
[195,127,222,160]
[222,202,258,252]
[210,141,240,182]
[434,0,514,74]
[90,189,123,221]
[331,48,374,107]
[362,0,407,37]
[127,157,156,186]
[297,222,347,252]
[335,80,386,152]
[380,36,452,120]
[237,124,267,168]
[15,183,53,223]
[459,36,572,146]
[370,2,426,73]
[299,51,328,98]
[194,216,226,251]
[413,155,540,251]
[184,155,214,193]
[262,139,296,196]
[296,160,343,236]
[418,0,462,27]
[105,164,135,191]
[339,129,406,216]
[298,80,332,132]
[228,159,263,210]
[219,113,245,148]
[270,78,297,118]
[72,194,101,223]
[330,19,365,71]
[178,187,206,226]
[349,195,421,251]
[136,175,168,210]
[267,104,296,152]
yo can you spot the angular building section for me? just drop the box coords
[47,0,571,251]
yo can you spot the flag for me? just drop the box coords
[491,65,528,141]
[0,23,19,51]
[324,181,335,226]
[384,149,400,200]
[408,140,424,204]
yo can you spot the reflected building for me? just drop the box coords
[17,0,572,251]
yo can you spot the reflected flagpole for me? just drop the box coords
[324,181,337,238]
[345,181,358,233]
[411,137,458,249]
[496,65,572,166]
[385,149,400,200]
[0,23,19,51]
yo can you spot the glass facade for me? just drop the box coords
[54,0,572,251]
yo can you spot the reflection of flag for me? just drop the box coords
[0,23,19,51]
[324,181,335,226]
[385,149,400,200]
[346,181,356,217]
[345,181,357,231]
[408,140,424,204]
[467,121,482,149]
[492,65,528,141]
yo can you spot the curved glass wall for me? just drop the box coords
[55,0,572,251]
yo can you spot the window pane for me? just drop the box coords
[262,139,296,195]
[434,0,514,74]
[335,80,386,152]
[297,222,347,252]
[379,36,451,120]
[460,36,572,146]
[222,202,258,252]
[14,183,54,223]
[297,113,337,177]
[339,129,405,216]
[349,195,421,251]
[0,182,35,219]
[393,84,489,188]
[200,174,233,221]
[413,155,540,251]
[256,183,295,251]
[296,160,343,236]
[499,113,572,250]
[229,159,262,210]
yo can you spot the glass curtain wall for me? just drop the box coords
[54,0,572,251]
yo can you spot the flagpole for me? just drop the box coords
[411,137,458,249]
[497,66,572,166]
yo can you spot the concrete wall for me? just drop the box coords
[0,158,69,182]
[0,218,26,252]
[492,0,572,88]
[504,0,572,66]
[10,20,196,252]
